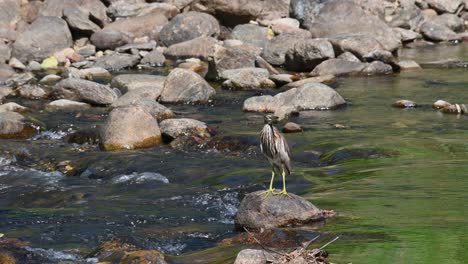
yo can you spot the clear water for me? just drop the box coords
[1,44,468,263]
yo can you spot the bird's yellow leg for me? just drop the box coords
[260,170,276,197]
[276,170,290,197]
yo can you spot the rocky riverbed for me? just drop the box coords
[1,0,468,263]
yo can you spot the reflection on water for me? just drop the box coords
[1,45,468,263]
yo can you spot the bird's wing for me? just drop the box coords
[273,127,292,175]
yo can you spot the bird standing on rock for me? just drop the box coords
[259,114,291,196]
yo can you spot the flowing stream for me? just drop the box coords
[1,44,468,263]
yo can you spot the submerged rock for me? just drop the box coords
[100,105,162,150]
[392,99,417,108]
[160,68,215,103]
[235,190,324,229]
[282,122,303,133]
[433,99,451,109]
[88,240,167,264]
[442,103,467,114]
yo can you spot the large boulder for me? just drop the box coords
[0,0,20,30]
[328,34,384,60]
[261,33,307,66]
[39,0,108,26]
[431,13,464,32]
[310,59,367,76]
[235,191,324,229]
[92,53,140,71]
[220,68,276,90]
[159,118,208,140]
[284,39,335,71]
[112,97,174,121]
[164,36,218,61]
[420,21,460,41]
[103,13,168,39]
[63,7,101,35]
[159,11,220,47]
[199,0,290,26]
[160,68,216,103]
[111,74,166,94]
[12,16,73,63]
[100,105,162,150]
[90,29,131,50]
[290,0,401,52]
[53,78,116,105]
[207,45,258,79]
[231,24,270,49]
[425,0,463,13]
[243,82,346,114]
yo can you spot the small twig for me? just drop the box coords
[319,236,340,250]
[302,235,320,249]
[243,227,287,256]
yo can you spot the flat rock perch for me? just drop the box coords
[235,191,324,230]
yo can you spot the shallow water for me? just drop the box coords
[1,45,468,263]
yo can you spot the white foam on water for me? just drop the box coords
[112,172,169,184]
[30,130,71,140]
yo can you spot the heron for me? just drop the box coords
[259,114,291,196]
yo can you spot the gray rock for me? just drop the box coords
[47,99,91,109]
[19,84,47,99]
[76,67,112,80]
[269,74,294,85]
[398,60,421,70]
[0,0,20,30]
[104,13,168,39]
[116,41,157,52]
[0,102,26,113]
[283,75,335,89]
[63,7,101,35]
[159,118,208,140]
[100,105,162,150]
[283,122,303,133]
[363,49,397,67]
[310,59,367,77]
[199,0,289,26]
[159,11,220,46]
[141,50,166,66]
[234,249,278,264]
[112,97,174,121]
[220,68,276,90]
[261,33,306,66]
[53,78,116,105]
[232,24,269,49]
[255,56,279,75]
[337,51,361,62]
[106,0,148,19]
[8,57,25,70]
[90,29,131,50]
[425,0,462,13]
[0,86,13,102]
[0,112,27,137]
[39,74,61,84]
[0,41,11,64]
[329,34,384,60]
[290,0,401,52]
[420,21,460,41]
[4,72,35,87]
[76,44,96,57]
[12,16,73,63]
[164,36,218,61]
[39,0,108,27]
[393,28,422,42]
[243,82,345,113]
[432,13,465,32]
[27,61,42,71]
[362,61,393,75]
[160,68,216,103]
[385,5,424,30]
[234,190,324,229]
[433,99,451,109]
[207,45,257,79]
[93,53,140,71]
[285,39,335,71]
[111,74,166,94]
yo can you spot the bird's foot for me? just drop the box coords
[276,189,291,197]
[259,188,277,199]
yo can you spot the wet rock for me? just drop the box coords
[160,68,215,103]
[220,68,276,90]
[235,190,324,229]
[394,28,422,43]
[53,78,116,105]
[47,99,91,109]
[285,39,335,72]
[393,99,417,108]
[261,34,306,66]
[283,122,303,133]
[8,57,25,71]
[90,29,131,50]
[199,0,289,26]
[0,102,27,113]
[141,50,166,66]
[0,112,29,138]
[442,103,467,114]
[310,59,367,77]
[111,74,165,94]
[18,85,47,99]
[93,53,140,71]
[234,249,278,264]
[362,61,393,75]
[104,13,168,39]
[63,7,101,35]
[0,86,13,102]
[159,118,208,140]
[232,24,269,49]
[420,21,460,41]
[0,238,50,263]
[398,60,421,70]
[283,75,335,89]
[432,13,464,32]
[164,36,218,61]
[0,41,11,64]
[159,11,220,46]
[291,0,401,52]
[433,99,452,109]
[207,45,256,79]
[100,105,162,150]
[88,240,167,264]
[12,16,73,63]
[425,0,463,13]
[243,82,345,114]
